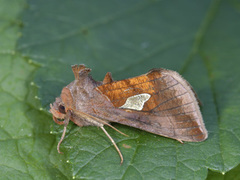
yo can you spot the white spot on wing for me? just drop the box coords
[119,93,151,111]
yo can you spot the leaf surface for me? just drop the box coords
[0,1,69,179]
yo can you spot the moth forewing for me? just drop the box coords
[97,68,208,142]
[160,70,207,140]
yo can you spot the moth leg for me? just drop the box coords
[105,123,128,137]
[177,139,184,144]
[100,126,124,164]
[57,110,71,154]
[74,109,128,137]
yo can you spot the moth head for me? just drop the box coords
[50,97,67,125]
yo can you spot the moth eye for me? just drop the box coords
[58,105,66,114]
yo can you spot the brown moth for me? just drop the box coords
[50,65,208,163]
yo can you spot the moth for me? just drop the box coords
[50,65,208,163]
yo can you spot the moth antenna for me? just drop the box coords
[57,110,71,154]
[100,126,124,164]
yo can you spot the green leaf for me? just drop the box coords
[1,0,239,179]
[207,163,240,180]
[0,1,70,179]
